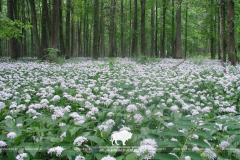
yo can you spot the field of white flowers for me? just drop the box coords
[0,57,240,160]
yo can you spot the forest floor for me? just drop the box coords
[0,57,240,160]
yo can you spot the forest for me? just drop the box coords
[0,0,240,65]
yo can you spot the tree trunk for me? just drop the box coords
[140,0,146,56]
[71,2,77,57]
[65,0,70,59]
[218,0,223,62]
[7,0,19,59]
[93,0,99,59]
[100,2,105,57]
[121,0,126,58]
[78,19,82,57]
[222,0,226,62]
[0,0,2,57]
[59,0,65,56]
[210,0,214,59]
[50,0,59,51]
[132,0,138,57]
[41,0,48,59]
[172,0,175,58]
[150,7,154,57]
[185,0,188,58]
[175,0,182,58]
[161,0,166,58]
[228,0,237,65]
[155,0,158,57]
[29,0,41,59]
[109,0,116,57]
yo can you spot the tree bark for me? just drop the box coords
[210,0,214,59]
[172,0,175,58]
[132,0,138,57]
[59,0,65,56]
[155,0,158,57]
[151,7,154,57]
[185,0,188,58]
[109,0,116,57]
[29,0,42,59]
[222,0,226,62]
[41,0,48,59]
[100,2,105,57]
[0,0,2,57]
[140,0,146,56]
[175,0,182,58]
[7,0,19,59]
[65,0,70,59]
[161,0,166,58]
[121,0,126,58]
[71,2,77,57]
[228,0,237,65]
[50,0,59,50]
[93,0,99,59]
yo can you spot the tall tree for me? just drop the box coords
[41,0,48,59]
[65,0,71,59]
[109,0,116,57]
[100,2,105,57]
[222,0,227,62]
[30,0,42,59]
[121,0,126,58]
[0,0,2,57]
[50,0,59,51]
[175,0,182,58]
[155,0,158,57]
[172,0,175,58]
[228,0,237,65]
[161,0,167,58]
[210,0,215,59]
[150,7,155,57]
[185,0,188,58]
[7,0,19,59]
[140,0,146,56]
[93,0,99,59]
[71,2,77,57]
[59,0,65,56]
[132,0,138,56]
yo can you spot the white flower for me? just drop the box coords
[192,146,200,152]
[155,112,163,117]
[134,114,143,124]
[171,138,178,141]
[140,139,158,148]
[0,102,6,110]
[126,104,138,112]
[203,148,217,160]
[47,146,65,157]
[51,95,60,101]
[107,112,114,117]
[170,105,179,111]
[98,125,109,132]
[167,99,173,103]
[59,122,66,127]
[146,110,151,115]
[73,136,88,146]
[201,107,212,113]
[185,156,191,160]
[101,155,116,160]
[75,155,86,160]
[60,132,66,141]
[5,115,13,120]
[16,153,28,160]
[120,127,131,131]
[106,119,115,126]
[219,141,230,150]
[166,122,174,127]
[134,145,157,160]
[16,124,23,128]
[7,132,17,139]
[0,141,7,147]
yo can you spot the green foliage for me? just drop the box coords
[0,13,32,40]
[44,48,65,64]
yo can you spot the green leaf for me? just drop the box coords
[24,142,40,157]
[188,139,211,148]
[183,151,205,160]
[125,152,137,160]
[61,150,76,159]
[193,131,214,139]
[141,127,151,135]
[157,141,183,148]
[159,131,185,137]
[87,136,106,145]
[147,133,159,140]
[152,153,179,160]
[14,134,27,145]
[116,155,125,160]
[94,153,106,160]
[229,129,240,136]
[69,127,81,136]
[5,119,15,128]
[43,137,61,143]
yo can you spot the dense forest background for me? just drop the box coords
[0,0,240,65]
